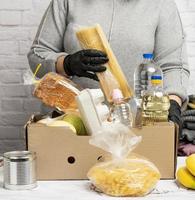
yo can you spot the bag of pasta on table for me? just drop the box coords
[88,123,161,197]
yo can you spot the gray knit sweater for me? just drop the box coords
[28,0,190,103]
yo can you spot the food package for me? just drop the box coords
[76,89,110,135]
[34,72,81,112]
[76,24,133,102]
[88,123,161,197]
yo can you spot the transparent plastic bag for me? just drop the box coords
[34,72,81,113]
[88,123,161,197]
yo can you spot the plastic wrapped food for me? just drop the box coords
[76,24,133,102]
[88,123,160,197]
[34,72,81,112]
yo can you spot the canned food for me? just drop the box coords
[3,151,37,190]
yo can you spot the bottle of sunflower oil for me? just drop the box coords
[142,75,170,125]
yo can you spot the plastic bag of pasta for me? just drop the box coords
[88,123,161,197]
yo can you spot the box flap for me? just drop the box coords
[132,122,176,179]
[27,123,106,180]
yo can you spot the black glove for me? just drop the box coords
[168,100,183,137]
[63,49,108,81]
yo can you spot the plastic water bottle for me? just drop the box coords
[142,75,170,125]
[110,89,133,127]
[134,53,162,106]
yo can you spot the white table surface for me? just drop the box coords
[0,157,195,200]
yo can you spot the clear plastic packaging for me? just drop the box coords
[134,53,163,105]
[34,72,81,113]
[88,123,160,197]
[76,24,133,102]
[110,89,133,127]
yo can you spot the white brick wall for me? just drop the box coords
[0,0,194,154]
[0,0,50,154]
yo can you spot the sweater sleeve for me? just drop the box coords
[154,0,190,104]
[27,0,68,78]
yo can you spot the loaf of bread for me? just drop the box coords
[34,72,81,112]
[76,24,133,102]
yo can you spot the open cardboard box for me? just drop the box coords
[25,115,178,180]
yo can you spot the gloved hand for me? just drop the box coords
[63,49,108,81]
[168,100,183,137]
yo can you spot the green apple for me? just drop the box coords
[63,114,87,135]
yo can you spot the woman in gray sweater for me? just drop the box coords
[28,0,190,133]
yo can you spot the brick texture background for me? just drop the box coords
[0,0,194,154]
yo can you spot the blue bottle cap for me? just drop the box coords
[143,53,153,59]
[151,75,162,80]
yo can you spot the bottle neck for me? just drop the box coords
[113,98,125,105]
[150,83,163,91]
[143,58,153,63]
[151,77,163,88]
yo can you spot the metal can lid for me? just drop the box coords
[3,151,36,162]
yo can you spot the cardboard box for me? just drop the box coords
[26,116,178,180]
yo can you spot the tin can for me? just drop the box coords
[3,151,37,190]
